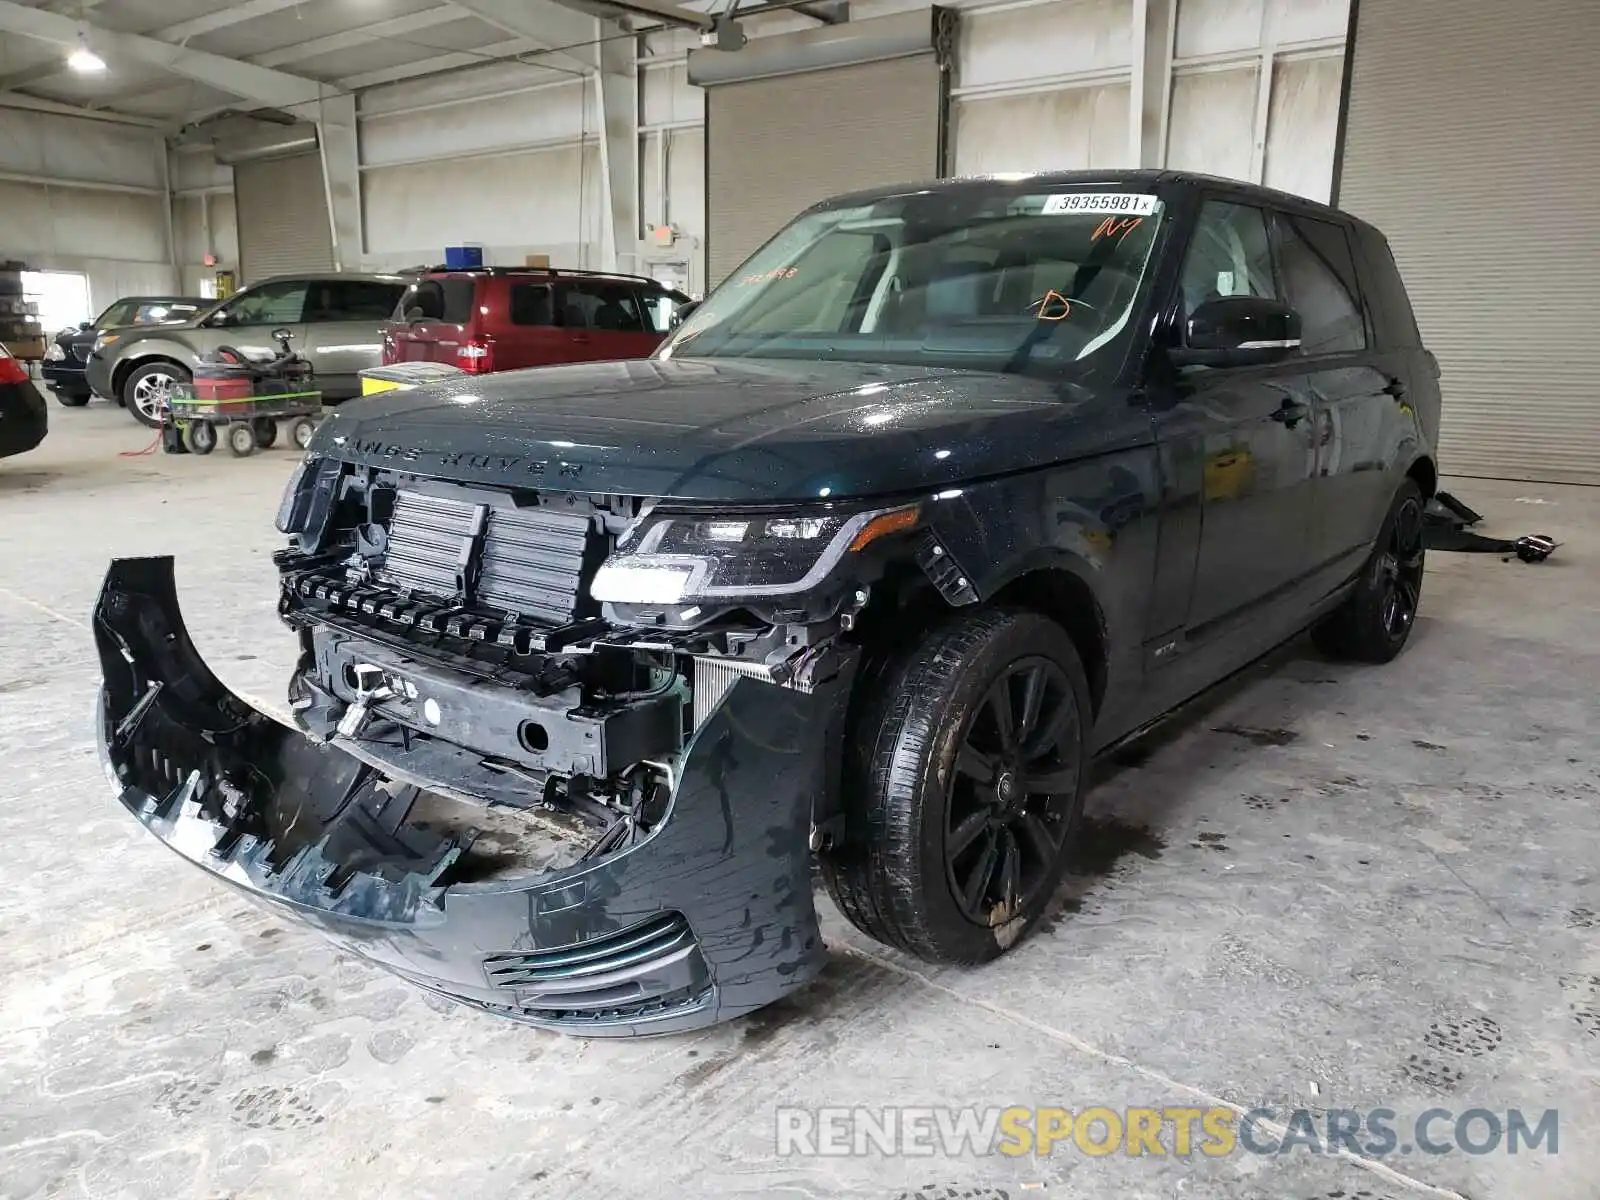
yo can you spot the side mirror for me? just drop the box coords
[1170,296,1302,368]
[78,321,94,331]
[271,327,294,344]
[669,300,700,330]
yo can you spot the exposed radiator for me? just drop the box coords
[692,656,776,729]
[374,489,595,627]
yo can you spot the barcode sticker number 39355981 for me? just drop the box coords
[1042,193,1159,216]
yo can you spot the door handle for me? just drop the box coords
[1270,400,1309,429]
[1383,377,1408,399]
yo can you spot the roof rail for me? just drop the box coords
[414,265,660,285]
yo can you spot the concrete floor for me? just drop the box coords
[2,403,1596,1200]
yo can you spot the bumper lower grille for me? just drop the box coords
[482,912,709,1017]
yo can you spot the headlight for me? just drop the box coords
[43,343,65,362]
[591,503,920,606]
[93,333,119,353]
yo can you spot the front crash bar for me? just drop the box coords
[92,556,830,1035]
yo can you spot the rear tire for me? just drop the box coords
[291,418,316,449]
[252,417,278,448]
[820,609,1090,964]
[184,421,216,455]
[227,422,257,457]
[54,391,90,408]
[1312,479,1426,663]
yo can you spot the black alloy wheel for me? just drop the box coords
[820,609,1090,964]
[1377,492,1425,641]
[945,658,1080,925]
[1312,478,1427,663]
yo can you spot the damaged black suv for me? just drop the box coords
[95,171,1439,1036]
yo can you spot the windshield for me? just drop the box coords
[94,299,203,329]
[664,187,1164,376]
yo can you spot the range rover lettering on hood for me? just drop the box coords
[337,437,585,478]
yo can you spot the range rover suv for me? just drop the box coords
[94,171,1439,1036]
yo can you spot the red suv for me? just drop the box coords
[382,268,692,375]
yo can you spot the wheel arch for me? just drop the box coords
[113,352,192,398]
[1406,453,1437,499]
[984,558,1110,718]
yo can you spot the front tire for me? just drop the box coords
[1312,478,1426,663]
[122,362,190,428]
[820,609,1090,964]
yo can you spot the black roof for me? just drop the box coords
[813,168,1365,228]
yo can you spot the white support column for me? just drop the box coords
[315,94,364,272]
[1248,1,1277,182]
[1128,0,1177,167]
[595,28,640,274]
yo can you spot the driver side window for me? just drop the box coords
[1180,201,1279,319]
[214,280,308,327]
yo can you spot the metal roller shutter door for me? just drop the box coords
[234,151,334,283]
[1336,0,1600,484]
[706,56,945,285]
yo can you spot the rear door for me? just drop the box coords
[495,280,569,370]
[1269,211,1396,573]
[558,280,660,361]
[300,279,409,398]
[385,277,475,366]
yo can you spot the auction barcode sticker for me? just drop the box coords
[1041,192,1159,216]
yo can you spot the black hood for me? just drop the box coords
[314,357,1152,502]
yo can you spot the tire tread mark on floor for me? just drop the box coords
[835,940,1473,1200]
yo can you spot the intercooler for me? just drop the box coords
[374,489,597,626]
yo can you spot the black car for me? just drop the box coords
[0,343,47,459]
[42,295,209,406]
[93,170,1439,1036]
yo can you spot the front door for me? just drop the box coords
[558,279,665,362]
[1166,199,1320,635]
[199,278,309,363]
[300,279,408,398]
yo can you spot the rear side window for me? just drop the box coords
[1272,214,1367,354]
[308,280,408,323]
[509,284,555,326]
[560,282,647,332]
[399,278,475,323]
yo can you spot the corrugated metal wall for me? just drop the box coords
[1338,0,1600,484]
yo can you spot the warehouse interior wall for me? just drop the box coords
[0,108,176,311]
[10,0,1349,305]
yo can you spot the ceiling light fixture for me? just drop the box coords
[67,32,106,73]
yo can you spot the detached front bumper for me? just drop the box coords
[93,557,830,1036]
